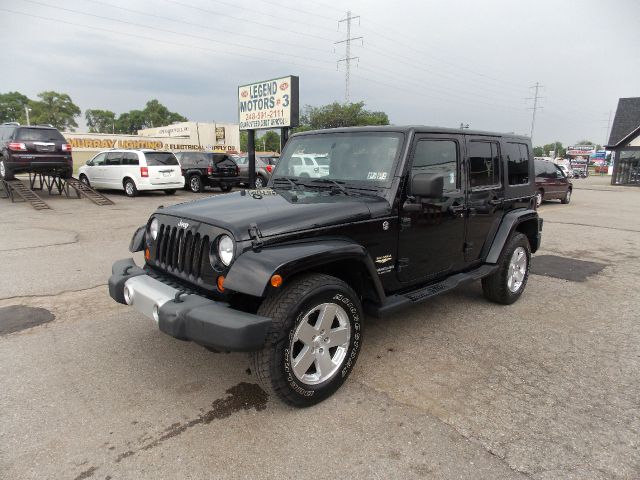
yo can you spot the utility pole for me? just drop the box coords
[527,82,544,142]
[24,106,31,126]
[336,11,362,103]
[604,110,613,146]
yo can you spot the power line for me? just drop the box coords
[335,11,362,103]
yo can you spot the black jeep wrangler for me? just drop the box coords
[109,126,542,407]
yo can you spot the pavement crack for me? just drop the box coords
[544,220,640,233]
[0,234,79,252]
[0,284,106,302]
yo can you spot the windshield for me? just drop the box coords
[145,152,179,166]
[273,132,403,187]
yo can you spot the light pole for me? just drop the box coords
[24,106,31,126]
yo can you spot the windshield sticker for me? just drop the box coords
[367,172,388,180]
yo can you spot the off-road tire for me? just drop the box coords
[250,273,364,407]
[561,188,572,204]
[188,174,203,193]
[0,159,14,180]
[482,232,531,305]
[60,168,73,179]
[124,178,138,197]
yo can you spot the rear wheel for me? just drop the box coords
[164,189,177,195]
[220,183,233,192]
[250,273,363,407]
[482,232,531,305]
[188,174,203,193]
[124,178,138,197]
[561,188,572,204]
[254,175,266,188]
[0,159,14,180]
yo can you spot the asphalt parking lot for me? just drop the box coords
[1,177,639,480]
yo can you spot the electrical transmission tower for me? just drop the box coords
[527,82,544,142]
[335,11,362,103]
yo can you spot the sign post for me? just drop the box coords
[238,75,299,188]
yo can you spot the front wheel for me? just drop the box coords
[535,189,543,208]
[0,159,14,180]
[250,273,363,407]
[254,176,266,188]
[79,174,91,187]
[482,232,531,305]
[220,183,233,192]
[188,174,203,193]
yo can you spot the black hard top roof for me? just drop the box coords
[292,125,530,141]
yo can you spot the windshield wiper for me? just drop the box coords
[272,176,302,190]
[308,178,352,195]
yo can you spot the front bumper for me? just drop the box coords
[108,258,271,351]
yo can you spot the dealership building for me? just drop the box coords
[607,97,640,186]
[64,121,240,165]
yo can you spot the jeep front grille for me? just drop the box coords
[155,224,210,279]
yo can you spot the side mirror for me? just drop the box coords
[411,173,444,199]
[86,160,93,166]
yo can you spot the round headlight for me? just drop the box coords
[149,218,159,241]
[217,235,234,266]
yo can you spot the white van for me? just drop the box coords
[78,150,184,197]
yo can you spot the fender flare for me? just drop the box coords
[223,239,385,301]
[485,209,541,264]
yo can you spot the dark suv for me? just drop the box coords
[534,159,572,207]
[109,126,542,407]
[0,123,73,180]
[174,151,240,193]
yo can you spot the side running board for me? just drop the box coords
[365,264,498,318]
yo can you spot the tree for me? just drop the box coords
[258,131,281,152]
[142,99,187,128]
[0,92,30,123]
[300,101,389,130]
[240,131,248,152]
[114,110,147,135]
[533,146,544,157]
[29,91,81,131]
[85,109,116,133]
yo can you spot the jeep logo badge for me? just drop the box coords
[178,220,190,229]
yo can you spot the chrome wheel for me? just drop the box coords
[507,246,527,293]
[565,190,571,202]
[254,176,265,188]
[125,182,134,196]
[190,176,201,192]
[0,161,5,178]
[535,191,543,208]
[290,302,351,386]
[80,175,90,186]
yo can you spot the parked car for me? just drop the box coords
[0,123,73,180]
[287,153,330,178]
[534,159,572,207]
[235,155,277,188]
[109,126,542,407]
[174,151,240,193]
[78,149,184,197]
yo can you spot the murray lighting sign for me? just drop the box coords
[238,75,299,130]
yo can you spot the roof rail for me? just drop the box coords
[36,124,54,128]
[2,122,20,126]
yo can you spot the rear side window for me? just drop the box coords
[122,152,139,165]
[505,142,530,185]
[534,160,545,177]
[144,152,179,166]
[468,141,500,188]
[16,128,66,142]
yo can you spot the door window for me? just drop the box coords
[411,139,458,191]
[468,141,500,188]
[91,153,106,166]
[122,152,139,165]
[105,152,123,166]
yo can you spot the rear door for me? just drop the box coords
[104,152,123,187]
[144,152,181,184]
[463,136,505,262]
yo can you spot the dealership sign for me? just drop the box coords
[567,145,595,156]
[238,75,299,130]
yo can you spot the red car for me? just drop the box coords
[534,159,572,207]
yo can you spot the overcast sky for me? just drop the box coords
[1,0,638,146]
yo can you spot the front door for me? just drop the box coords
[397,134,467,283]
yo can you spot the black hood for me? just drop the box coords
[159,189,391,241]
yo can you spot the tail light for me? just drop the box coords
[266,164,273,173]
[207,166,213,175]
[61,144,72,152]
[8,142,27,151]
[140,167,149,177]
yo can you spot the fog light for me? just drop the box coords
[152,304,160,322]
[123,285,133,305]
